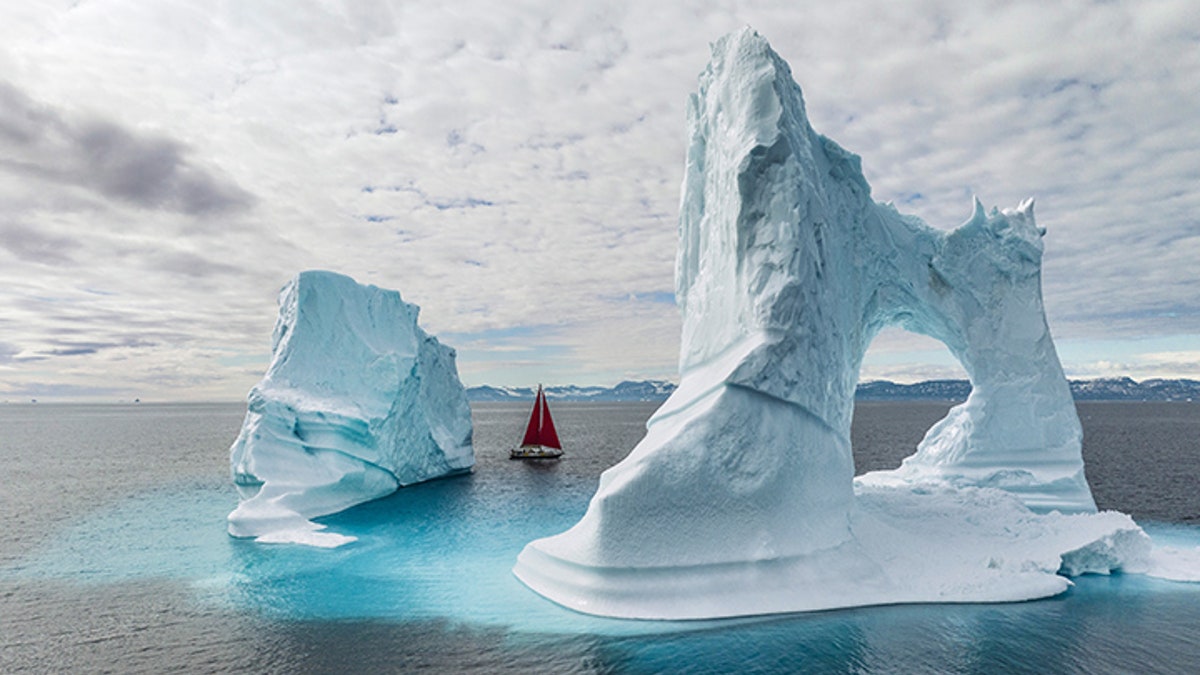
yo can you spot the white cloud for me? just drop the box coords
[0,0,1197,400]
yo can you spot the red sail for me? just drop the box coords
[521,387,543,446]
[538,392,562,449]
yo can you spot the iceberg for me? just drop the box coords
[513,28,1160,619]
[228,270,473,547]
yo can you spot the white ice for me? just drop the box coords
[513,28,1196,619]
[228,270,473,546]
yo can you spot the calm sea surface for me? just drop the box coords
[1,400,1198,673]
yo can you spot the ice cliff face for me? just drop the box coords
[228,271,473,546]
[513,28,1126,619]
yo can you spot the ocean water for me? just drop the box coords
[1,400,1199,673]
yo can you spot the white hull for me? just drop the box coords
[510,445,563,459]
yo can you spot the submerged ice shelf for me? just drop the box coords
[228,271,474,547]
[513,28,1195,619]
[11,473,1200,636]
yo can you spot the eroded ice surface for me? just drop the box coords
[512,28,1182,619]
[228,271,473,546]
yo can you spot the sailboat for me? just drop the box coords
[510,384,563,459]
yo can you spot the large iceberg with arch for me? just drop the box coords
[511,28,1197,619]
[228,270,474,547]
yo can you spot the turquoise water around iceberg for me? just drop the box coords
[3,401,1200,673]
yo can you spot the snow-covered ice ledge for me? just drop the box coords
[513,28,1200,619]
[228,271,473,547]
[518,483,1155,620]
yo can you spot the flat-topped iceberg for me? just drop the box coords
[512,28,1187,619]
[228,270,473,547]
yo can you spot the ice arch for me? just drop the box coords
[854,197,1092,513]
[515,28,1104,619]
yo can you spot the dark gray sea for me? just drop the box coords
[1,401,1198,673]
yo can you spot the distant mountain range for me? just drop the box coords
[857,377,1200,402]
[468,377,1200,402]
[466,380,677,402]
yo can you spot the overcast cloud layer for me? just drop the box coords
[1,0,1197,401]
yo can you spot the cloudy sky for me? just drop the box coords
[1,1,1197,402]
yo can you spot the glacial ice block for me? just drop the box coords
[228,270,473,546]
[513,28,1121,619]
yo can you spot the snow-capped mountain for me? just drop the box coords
[466,380,676,402]
[855,377,1200,401]
[1068,377,1200,401]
